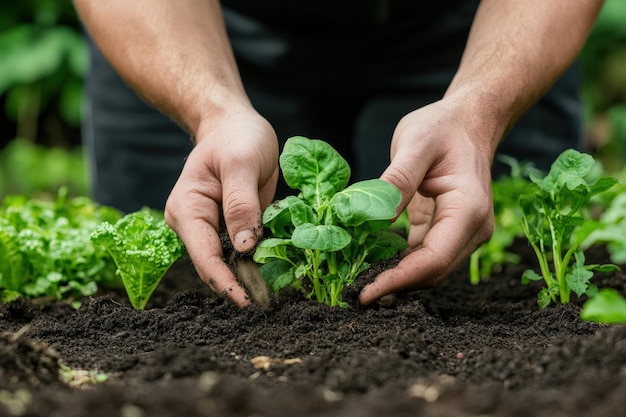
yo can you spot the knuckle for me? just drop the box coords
[223,191,256,221]
[383,163,417,196]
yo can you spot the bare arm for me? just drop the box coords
[360,0,604,304]
[74,0,246,134]
[446,0,604,157]
[75,0,279,307]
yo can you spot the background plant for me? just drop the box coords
[519,149,620,308]
[0,188,121,303]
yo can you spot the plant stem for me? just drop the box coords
[309,250,324,304]
[549,219,569,303]
[530,239,557,289]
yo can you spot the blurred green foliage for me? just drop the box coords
[581,0,626,172]
[0,138,88,199]
[0,0,85,145]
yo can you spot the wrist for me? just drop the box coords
[441,85,515,158]
[185,89,252,142]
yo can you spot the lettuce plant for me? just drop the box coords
[253,136,407,307]
[0,188,121,303]
[91,208,185,310]
[519,149,620,308]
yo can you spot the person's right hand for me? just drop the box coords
[164,104,279,307]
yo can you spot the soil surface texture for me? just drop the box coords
[1,241,626,417]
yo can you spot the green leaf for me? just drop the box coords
[589,176,619,196]
[521,269,544,284]
[279,136,351,207]
[330,179,401,227]
[258,260,295,292]
[531,149,595,196]
[566,251,594,297]
[364,230,408,263]
[253,238,293,264]
[291,223,351,252]
[262,198,293,237]
[537,288,553,308]
[286,195,316,226]
[580,289,626,323]
[589,263,621,273]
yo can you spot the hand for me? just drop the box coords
[358,100,495,305]
[164,107,279,307]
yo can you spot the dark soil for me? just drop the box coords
[2,241,626,417]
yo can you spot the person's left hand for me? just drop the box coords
[358,99,496,305]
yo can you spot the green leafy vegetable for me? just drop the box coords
[580,289,626,323]
[253,136,407,307]
[91,208,185,310]
[519,149,620,307]
[0,188,121,302]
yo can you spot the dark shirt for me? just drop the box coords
[221,0,469,31]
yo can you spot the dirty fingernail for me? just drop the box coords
[234,230,255,252]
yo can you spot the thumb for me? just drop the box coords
[221,171,264,254]
[380,153,427,214]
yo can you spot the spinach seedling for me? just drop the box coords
[253,136,407,307]
[519,149,619,308]
[91,208,185,310]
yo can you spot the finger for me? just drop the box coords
[405,193,436,248]
[165,189,251,307]
[221,166,265,254]
[381,151,430,216]
[259,167,279,209]
[359,191,493,305]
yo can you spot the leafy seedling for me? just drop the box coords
[91,208,185,310]
[519,149,620,307]
[253,136,407,307]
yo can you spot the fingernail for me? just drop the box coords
[234,230,255,252]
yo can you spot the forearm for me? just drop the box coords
[74,0,247,135]
[445,0,603,155]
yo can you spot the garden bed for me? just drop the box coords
[1,241,625,417]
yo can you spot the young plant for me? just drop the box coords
[519,149,620,308]
[253,136,407,307]
[91,208,185,310]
